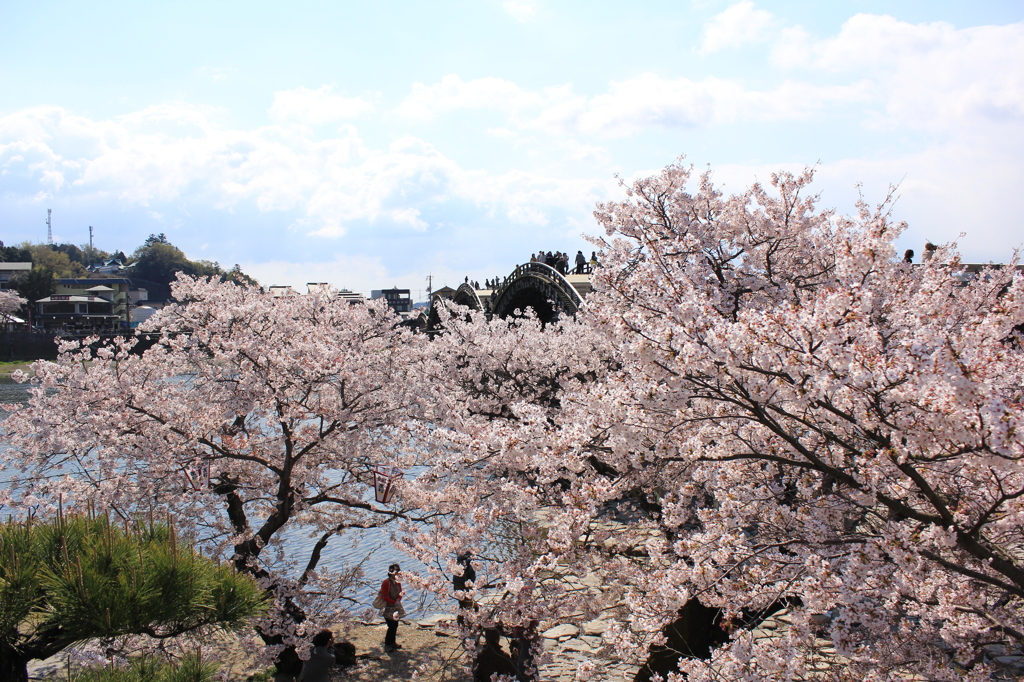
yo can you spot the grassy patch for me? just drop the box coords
[0,361,34,376]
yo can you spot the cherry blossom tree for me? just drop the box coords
[0,289,26,320]
[400,304,614,612]
[582,163,1024,681]
[406,162,1024,681]
[0,276,429,663]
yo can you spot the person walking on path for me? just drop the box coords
[296,629,336,682]
[454,552,477,626]
[574,250,586,274]
[514,621,541,682]
[378,563,405,652]
[474,628,517,682]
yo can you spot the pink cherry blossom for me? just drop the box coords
[403,161,1024,680]
[1,276,430,652]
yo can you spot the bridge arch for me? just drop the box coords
[452,283,483,311]
[428,264,589,331]
[428,282,485,330]
[489,262,584,323]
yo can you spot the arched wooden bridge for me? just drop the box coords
[429,263,592,328]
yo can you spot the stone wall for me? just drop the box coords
[0,332,59,361]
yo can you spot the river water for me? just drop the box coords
[0,374,440,619]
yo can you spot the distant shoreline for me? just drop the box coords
[0,362,33,379]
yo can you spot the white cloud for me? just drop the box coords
[769,25,813,68]
[503,0,538,23]
[770,15,1024,133]
[396,75,549,120]
[699,1,777,54]
[196,66,237,82]
[393,16,1023,142]
[396,73,867,138]
[775,14,955,71]
[269,85,374,125]
[534,74,868,136]
[242,254,389,292]
[559,139,612,166]
[0,104,609,243]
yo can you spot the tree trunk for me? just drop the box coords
[634,597,724,682]
[634,597,796,682]
[0,644,30,682]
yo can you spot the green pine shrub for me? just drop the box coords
[0,511,266,682]
[71,652,217,682]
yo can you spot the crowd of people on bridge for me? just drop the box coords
[460,251,600,294]
[530,250,598,275]
[466,276,506,290]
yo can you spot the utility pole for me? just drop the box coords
[425,274,434,315]
[46,209,52,245]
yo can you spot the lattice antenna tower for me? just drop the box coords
[46,209,52,245]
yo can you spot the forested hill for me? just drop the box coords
[128,234,258,301]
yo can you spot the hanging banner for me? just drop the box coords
[373,465,403,504]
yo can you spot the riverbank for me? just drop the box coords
[0,361,32,378]
[28,610,639,682]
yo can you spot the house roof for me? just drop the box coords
[58,278,131,286]
[35,295,114,303]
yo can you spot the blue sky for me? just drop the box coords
[2,1,1022,299]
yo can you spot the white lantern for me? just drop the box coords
[373,465,403,504]
[182,458,211,491]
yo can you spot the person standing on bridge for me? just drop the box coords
[575,250,586,275]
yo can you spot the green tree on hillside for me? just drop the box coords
[190,260,222,278]
[54,243,86,266]
[131,239,194,300]
[0,242,32,263]
[78,243,113,267]
[131,235,260,299]
[225,264,260,288]
[24,245,86,278]
[13,266,57,306]
[0,513,266,682]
